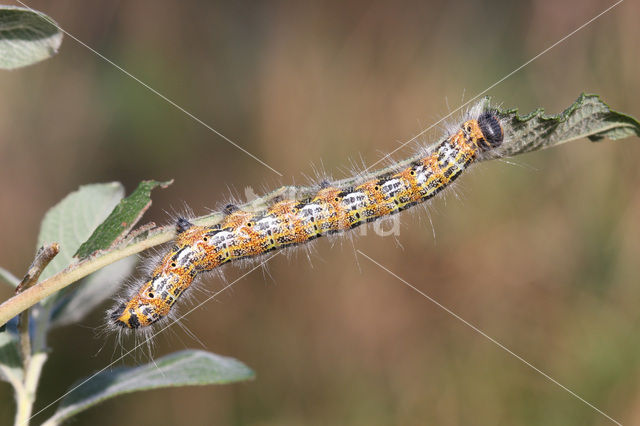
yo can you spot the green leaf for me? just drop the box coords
[44,350,254,425]
[50,256,137,327]
[0,329,22,383]
[75,180,173,259]
[494,93,640,158]
[0,266,19,288]
[37,183,125,284]
[0,6,62,70]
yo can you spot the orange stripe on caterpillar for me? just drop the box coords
[110,111,503,329]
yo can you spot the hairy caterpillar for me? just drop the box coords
[110,108,504,330]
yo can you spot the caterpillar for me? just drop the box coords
[110,107,504,330]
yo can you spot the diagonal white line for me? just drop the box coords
[364,0,624,173]
[15,0,283,177]
[29,252,280,422]
[356,249,622,426]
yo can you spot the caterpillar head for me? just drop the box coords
[110,281,169,329]
[476,111,504,150]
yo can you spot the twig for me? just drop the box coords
[16,243,59,370]
[0,227,177,328]
[15,244,60,294]
[14,353,47,426]
[0,188,294,327]
[11,244,59,426]
[111,221,156,248]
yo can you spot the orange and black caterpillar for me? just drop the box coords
[110,110,504,329]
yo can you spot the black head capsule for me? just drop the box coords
[109,303,129,328]
[477,111,503,150]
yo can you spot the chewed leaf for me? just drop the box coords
[50,256,137,327]
[494,93,640,158]
[0,6,62,70]
[0,329,22,383]
[37,183,124,284]
[75,180,173,259]
[0,266,19,288]
[44,350,254,425]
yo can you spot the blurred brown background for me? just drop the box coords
[1,1,639,425]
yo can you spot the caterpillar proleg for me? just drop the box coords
[109,107,504,330]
